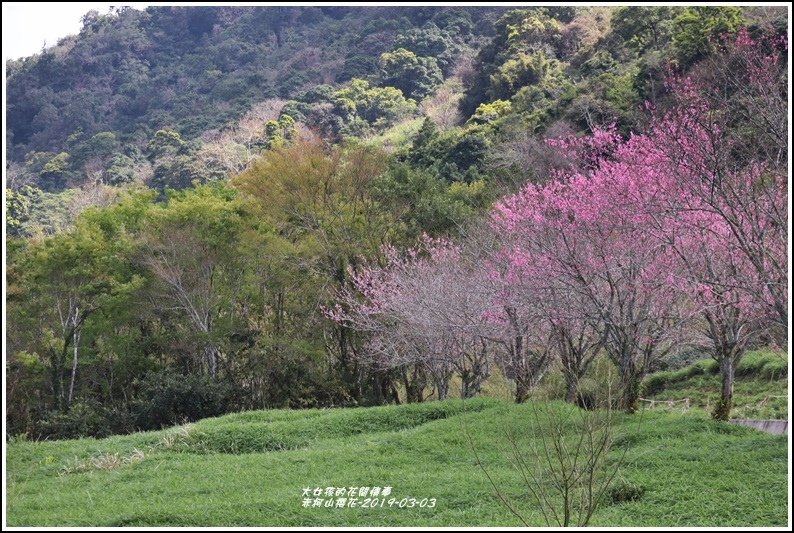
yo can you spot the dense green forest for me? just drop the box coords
[4,5,787,438]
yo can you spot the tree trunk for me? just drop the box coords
[51,323,81,412]
[515,379,530,404]
[461,373,475,399]
[564,373,579,405]
[713,357,734,421]
[460,371,472,400]
[50,347,65,412]
[372,369,385,404]
[407,384,425,403]
[461,343,490,400]
[67,325,80,406]
[386,373,401,405]
[205,344,219,378]
[621,375,640,414]
[404,365,427,403]
[461,369,488,399]
[436,378,449,401]
[374,369,400,405]
[414,367,426,402]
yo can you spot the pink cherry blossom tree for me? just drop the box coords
[655,28,788,332]
[546,291,606,405]
[624,29,787,419]
[482,228,560,404]
[491,29,787,416]
[492,147,685,412]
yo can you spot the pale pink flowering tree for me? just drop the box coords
[614,119,781,419]
[327,236,495,402]
[483,274,557,404]
[326,242,435,402]
[664,213,771,420]
[419,247,495,399]
[545,289,606,405]
[482,225,564,404]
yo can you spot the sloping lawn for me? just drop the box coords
[6,397,787,526]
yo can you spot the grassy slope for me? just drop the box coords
[643,350,789,420]
[365,117,426,152]
[6,397,787,526]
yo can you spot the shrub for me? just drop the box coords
[34,401,134,440]
[606,479,645,504]
[652,347,706,371]
[130,371,234,431]
[476,400,633,527]
[642,371,671,396]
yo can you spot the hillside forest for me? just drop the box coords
[4,5,788,439]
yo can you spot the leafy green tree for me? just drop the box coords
[333,79,417,131]
[363,86,417,124]
[299,84,336,104]
[264,120,284,149]
[147,129,186,160]
[23,152,53,181]
[102,154,136,185]
[16,212,143,411]
[337,55,379,83]
[262,114,298,149]
[21,189,77,237]
[39,152,74,191]
[379,48,443,100]
[371,164,488,238]
[612,6,677,52]
[74,132,120,166]
[395,24,456,75]
[402,126,491,183]
[233,141,400,402]
[461,8,565,117]
[488,51,550,101]
[503,11,563,52]
[468,99,513,125]
[6,187,35,237]
[672,7,743,67]
[151,155,206,191]
[139,184,253,379]
[410,118,440,161]
[432,9,474,36]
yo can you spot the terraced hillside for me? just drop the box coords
[643,351,788,420]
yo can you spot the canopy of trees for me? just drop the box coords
[5,6,788,438]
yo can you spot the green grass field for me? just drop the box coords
[6,396,788,526]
